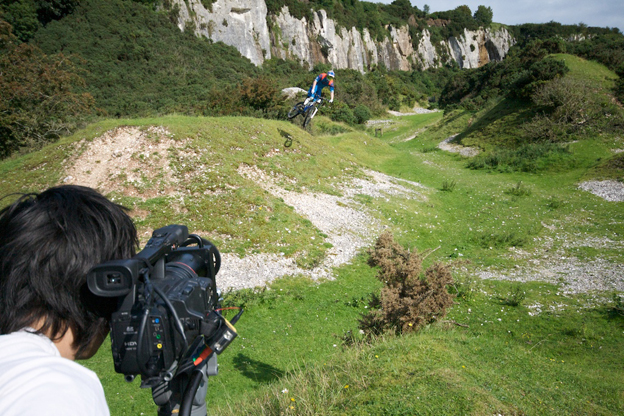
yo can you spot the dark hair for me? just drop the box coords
[0,185,138,357]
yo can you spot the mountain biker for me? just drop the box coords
[305,70,335,106]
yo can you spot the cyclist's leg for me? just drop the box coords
[305,86,317,106]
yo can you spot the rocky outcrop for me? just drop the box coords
[175,0,270,65]
[173,0,515,72]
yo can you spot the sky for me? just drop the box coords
[374,1,624,33]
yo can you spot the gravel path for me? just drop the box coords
[215,166,428,291]
[578,180,624,202]
[438,134,480,157]
[476,231,624,294]
[217,165,623,296]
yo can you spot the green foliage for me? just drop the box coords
[467,143,573,173]
[329,102,356,125]
[566,33,624,102]
[513,56,570,98]
[505,181,532,197]
[0,0,40,42]
[611,292,624,317]
[497,284,526,306]
[239,76,283,114]
[429,5,481,38]
[0,0,81,42]
[473,230,528,248]
[222,286,280,310]
[440,179,456,192]
[199,0,216,12]
[0,19,94,158]
[473,5,493,27]
[32,0,259,118]
[439,41,570,109]
[511,22,620,48]
[352,104,371,124]
[585,153,624,182]
[265,0,313,22]
[522,77,600,141]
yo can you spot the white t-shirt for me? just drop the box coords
[0,329,110,416]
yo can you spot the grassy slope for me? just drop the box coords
[1,59,623,415]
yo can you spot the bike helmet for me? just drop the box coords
[327,70,335,78]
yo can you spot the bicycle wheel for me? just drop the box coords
[302,106,318,127]
[287,102,304,119]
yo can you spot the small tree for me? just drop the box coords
[473,5,493,27]
[359,231,455,336]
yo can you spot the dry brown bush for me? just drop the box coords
[359,231,455,336]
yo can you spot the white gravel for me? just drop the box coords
[477,234,624,295]
[387,108,440,116]
[438,134,480,157]
[215,166,427,291]
[578,180,624,202]
[217,166,623,296]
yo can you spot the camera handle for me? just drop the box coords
[153,354,218,416]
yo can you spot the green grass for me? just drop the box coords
[1,74,623,414]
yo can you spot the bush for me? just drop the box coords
[505,181,532,197]
[467,142,572,173]
[359,231,455,336]
[353,104,372,124]
[387,95,401,111]
[330,102,356,125]
[239,76,283,114]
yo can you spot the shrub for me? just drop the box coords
[441,179,457,192]
[359,231,455,336]
[524,77,602,140]
[473,231,528,248]
[498,285,526,306]
[611,292,624,317]
[353,104,372,124]
[467,143,572,173]
[330,102,356,125]
[386,95,401,111]
[505,181,532,197]
[239,76,282,114]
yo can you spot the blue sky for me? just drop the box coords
[374,1,623,33]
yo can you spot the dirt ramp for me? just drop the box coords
[63,126,181,198]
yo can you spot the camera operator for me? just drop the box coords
[0,185,138,415]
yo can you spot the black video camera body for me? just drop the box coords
[87,225,236,388]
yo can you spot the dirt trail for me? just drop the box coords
[62,126,623,295]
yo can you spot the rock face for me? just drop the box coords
[173,0,515,71]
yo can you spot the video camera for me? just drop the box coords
[87,225,241,416]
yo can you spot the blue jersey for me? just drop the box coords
[308,73,335,97]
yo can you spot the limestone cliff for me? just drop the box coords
[173,0,515,71]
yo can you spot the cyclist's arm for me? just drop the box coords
[330,90,334,102]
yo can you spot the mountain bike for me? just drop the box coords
[287,96,325,128]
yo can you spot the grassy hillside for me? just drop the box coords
[1,95,622,414]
